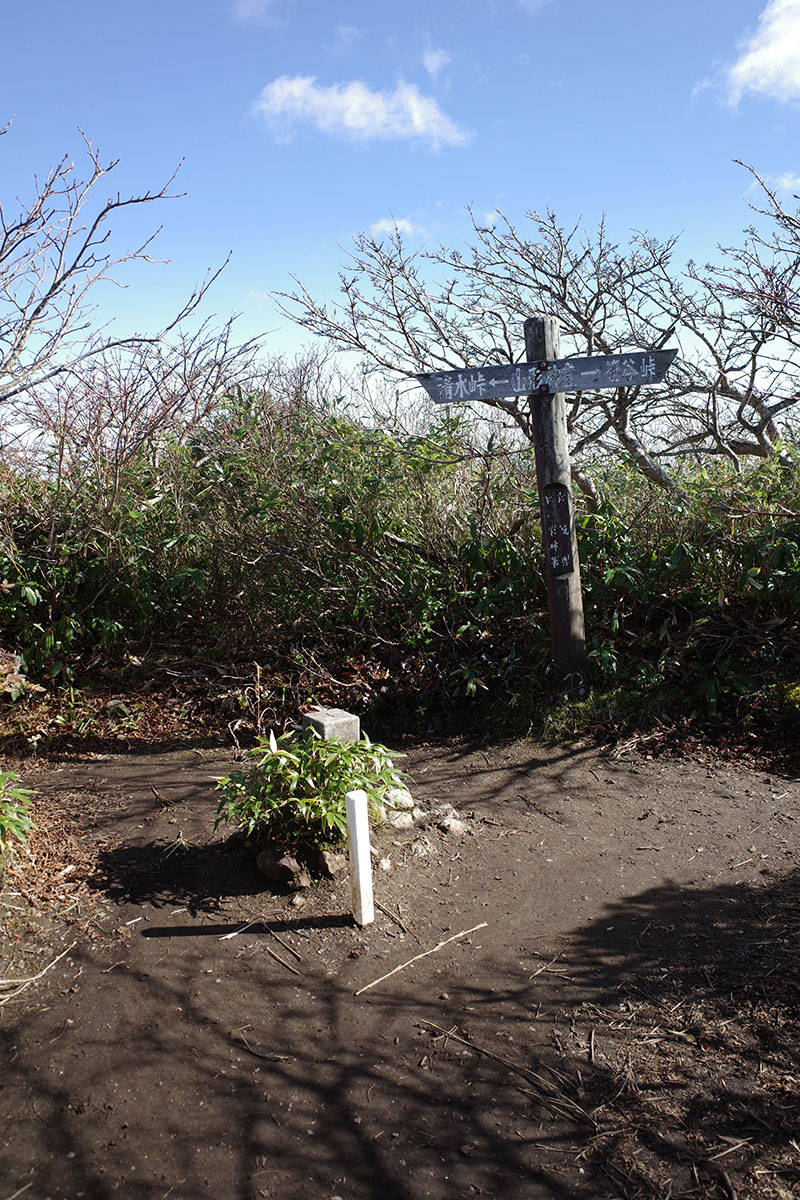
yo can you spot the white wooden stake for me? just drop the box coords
[346,789,374,926]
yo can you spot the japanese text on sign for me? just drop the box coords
[415,348,677,405]
[542,485,574,576]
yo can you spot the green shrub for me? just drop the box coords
[0,771,34,867]
[4,371,800,742]
[214,728,405,853]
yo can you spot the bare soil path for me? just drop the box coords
[1,739,799,1200]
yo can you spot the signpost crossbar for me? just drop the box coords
[415,347,677,405]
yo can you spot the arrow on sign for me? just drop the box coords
[414,347,678,405]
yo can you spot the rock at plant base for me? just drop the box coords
[309,848,348,878]
[256,847,295,880]
[256,848,311,887]
[387,810,414,830]
[411,806,426,823]
[427,801,457,822]
[439,815,467,836]
[386,786,414,811]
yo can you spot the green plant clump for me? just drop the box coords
[214,728,405,854]
[0,771,34,869]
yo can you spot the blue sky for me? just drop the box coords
[2,0,800,359]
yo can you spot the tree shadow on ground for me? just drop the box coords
[538,866,800,1196]
[85,833,275,912]
[7,846,800,1198]
[0,933,590,1200]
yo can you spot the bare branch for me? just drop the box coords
[0,129,231,405]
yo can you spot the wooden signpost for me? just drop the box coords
[414,321,677,684]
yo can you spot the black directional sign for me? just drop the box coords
[415,347,677,404]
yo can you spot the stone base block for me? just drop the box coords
[301,707,360,742]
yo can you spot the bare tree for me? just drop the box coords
[278,166,800,499]
[0,122,229,406]
[661,165,800,470]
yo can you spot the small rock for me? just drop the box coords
[388,811,414,830]
[309,848,348,878]
[411,806,426,823]
[428,802,457,821]
[387,786,414,811]
[411,836,433,857]
[378,857,392,871]
[439,816,467,836]
[289,893,306,908]
[105,698,130,719]
[256,848,308,885]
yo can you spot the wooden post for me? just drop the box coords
[346,789,374,926]
[524,316,588,684]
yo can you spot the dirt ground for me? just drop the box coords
[1,735,799,1200]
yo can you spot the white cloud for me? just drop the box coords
[369,217,425,238]
[774,171,800,193]
[233,0,284,26]
[727,0,800,103]
[690,76,713,103]
[245,288,272,308]
[422,48,452,79]
[330,25,363,53]
[251,76,471,150]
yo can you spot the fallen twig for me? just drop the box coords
[151,786,172,808]
[355,922,488,995]
[265,945,300,976]
[236,1034,295,1062]
[720,1170,737,1200]
[609,731,662,760]
[528,954,560,979]
[267,927,303,962]
[0,942,76,1005]
[220,921,257,941]
[374,899,414,938]
[1,1182,34,1200]
[707,1140,751,1162]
